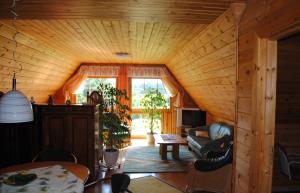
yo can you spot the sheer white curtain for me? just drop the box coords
[54,65,120,103]
[127,66,182,107]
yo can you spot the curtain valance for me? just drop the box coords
[77,65,120,77]
[127,66,162,78]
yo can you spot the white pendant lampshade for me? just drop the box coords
[0,0,34,123]
[0,76,34,123]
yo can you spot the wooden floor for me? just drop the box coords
[85,139,189,193]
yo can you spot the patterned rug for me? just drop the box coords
[128,176,183,193]
[123,145,196,173]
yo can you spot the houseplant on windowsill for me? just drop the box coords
[98,83,131,168]
[141,89,167,144]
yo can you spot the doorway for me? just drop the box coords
[272,32,300,191]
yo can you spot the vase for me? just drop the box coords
[103,148,119,168]
[146,133,155,145]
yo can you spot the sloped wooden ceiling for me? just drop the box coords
[0,0,243,103]
[167,8,238,124]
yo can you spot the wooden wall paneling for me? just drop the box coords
[251,39,277,193]
[0,21,77,103]
[167,7,238,124]
[236,1,299,192]
[236,30,257,193]
[239,0,300,39]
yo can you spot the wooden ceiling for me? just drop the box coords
[0,0,243,23]
[0,0,243,103]
[0,0,243,65]
[0,20,207,64]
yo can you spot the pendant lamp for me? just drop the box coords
[0,0,34,123]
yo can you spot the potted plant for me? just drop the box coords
[141,89,167,144]
[98,83,131,167]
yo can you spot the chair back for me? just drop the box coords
[111,173,131,193]
[32,149,77,163]
[276,143,291,180]
[87,91,102,105]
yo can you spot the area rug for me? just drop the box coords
[128,176,183,193]
[123,145,196,173]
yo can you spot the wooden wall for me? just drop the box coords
[235,0,300,193]
[167,8,238,125]
[0,21,77,102]
[275,33,300,154]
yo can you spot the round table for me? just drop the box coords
[0,161,89,183]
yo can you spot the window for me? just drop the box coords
[131,79,170,109]
[131,114,162,135]
[131,78,170,136]
[75,78,116,104]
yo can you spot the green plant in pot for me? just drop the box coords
[98,83,131,167]
[141,89,167,144]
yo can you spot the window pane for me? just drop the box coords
[131,78,170,109]
[75,78,116,104]
[131,114,161,136]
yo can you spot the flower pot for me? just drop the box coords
[146,133,156,145]
[103,148,119,167]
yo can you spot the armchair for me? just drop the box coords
[185,144,233,193]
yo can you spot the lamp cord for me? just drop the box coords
[10,0,22,76]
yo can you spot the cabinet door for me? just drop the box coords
[42,115,70,150]
[70,115,94,168]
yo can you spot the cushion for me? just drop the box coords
[195,131,209,138]
[208,123,232,140]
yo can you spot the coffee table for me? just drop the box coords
[154,134,187,160]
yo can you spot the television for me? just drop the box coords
[176,108,206,128]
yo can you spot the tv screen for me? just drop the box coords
[182,110,206,127]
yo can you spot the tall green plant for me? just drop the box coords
[141,89,167,134]
[98,83,131,149]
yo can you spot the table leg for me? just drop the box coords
[161,144,167,160]
[172,144,179,160]
[159,144,162,155]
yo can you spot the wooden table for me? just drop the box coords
[154,134,187,160]
[0,161,90,183]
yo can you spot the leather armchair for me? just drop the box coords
[185,144,233,193]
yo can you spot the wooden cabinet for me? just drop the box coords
[0,104,97,178]
[40,105,96,178]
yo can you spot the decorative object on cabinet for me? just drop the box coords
[47,95,54,105]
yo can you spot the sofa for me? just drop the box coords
[187,122,233,158]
